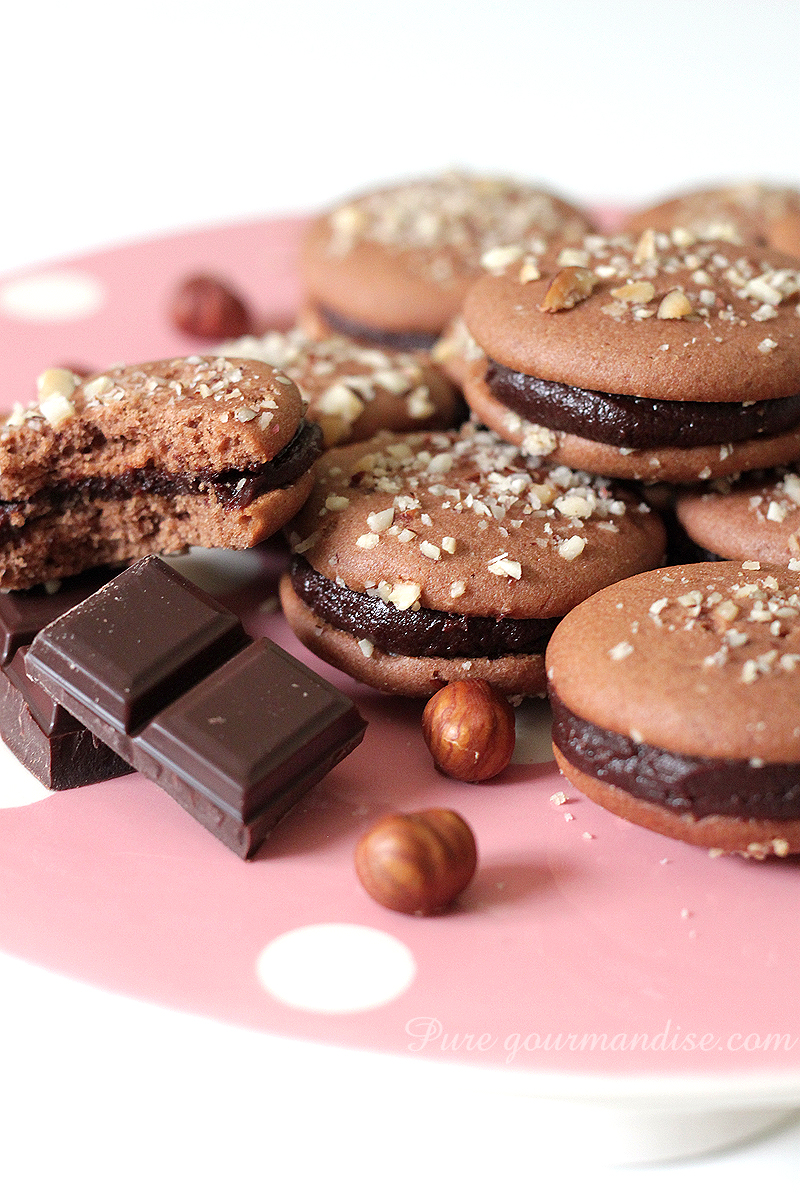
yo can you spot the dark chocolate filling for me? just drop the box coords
[291,557,557,659]
[485,360,800,449]
[0,421,322,535]
[318,305,439,352]
[550,689,800,820]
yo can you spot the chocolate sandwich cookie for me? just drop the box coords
[215,328,461,447]
[546,560,800,857]
[462,232,800,484]
[299,171,593,351]
[279,426,665,698]
[675,465,800,565]
[0,358,322,590]
[624,182,800,258]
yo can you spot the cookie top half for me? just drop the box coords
[624,182,800,258]
[0,357,306,500]
[300,171,593,334]
[676,466,800,564]
[288,425,664,620]
[546,560,800,762]
[463,232,800,402]
[214,329,459,446]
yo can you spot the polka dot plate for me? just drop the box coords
[2,217,800,1106]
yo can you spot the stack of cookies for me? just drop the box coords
[281,173,800,858]
[281,171,673,699]
[5,169,800,859]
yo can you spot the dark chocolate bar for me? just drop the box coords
[0,567,132,789]
[0,566,122,667]
[27,556,367,857]
[0,647,132,789]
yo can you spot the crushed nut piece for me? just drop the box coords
[657,289,694,320]
[539,267,598,313]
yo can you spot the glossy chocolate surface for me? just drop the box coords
[27,557,367,856]
[290,557,558,659]
[0,566,122,666]
[551,689,800,820]
[485,360,800,449]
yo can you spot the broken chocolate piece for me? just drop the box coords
[0,647,132,790]
[27,556,367,857]
[0,567,132,789]
[0,566,122,667]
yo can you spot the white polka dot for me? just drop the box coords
[256,923,416,1013]
[0,270,106,321]
[0,739,52,807]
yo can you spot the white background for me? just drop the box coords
[1,2,800,1196]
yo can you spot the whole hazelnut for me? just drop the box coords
[355,808,477,915]
[422,679,515,782]
[170,274,253,339]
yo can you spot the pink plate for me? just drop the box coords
[1,217,800,1106]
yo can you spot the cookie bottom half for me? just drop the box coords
[465,361,800,484]
[0,473,315,591]
[279,575,547,698]
[299,301,440,353]
[553,746,800,858]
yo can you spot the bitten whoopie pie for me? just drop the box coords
[624,181,800,258]
[215,328,461,447]
[675,465,800,566]
[299,171,593,351]
[462,231,800,484]
[279,425,665,697]
[0,357,321,590]
[547,560,800,858]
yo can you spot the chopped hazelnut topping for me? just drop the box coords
[558,535,587,560]
[367,508,395,533]
[38,394,76,430]
[539,267,598,313]
[36,367,78,404]
[610,281,656,304]
[657,289,694,320]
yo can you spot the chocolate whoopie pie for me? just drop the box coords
[462,232,800,484]
[547,560,800,857]
[215,328,461,447]
[675,465,800,566]
[299,171,593,351]
[279,425,665,697]
[0,357,321,590]
[624,182,800,258]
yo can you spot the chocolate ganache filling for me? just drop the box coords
[550,689,800,820]
[0,421,322,536]
[318,305,439,353]
[485,360,800,449]
[291,557,558,659]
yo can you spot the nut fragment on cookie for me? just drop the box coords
[539,267,598,312]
